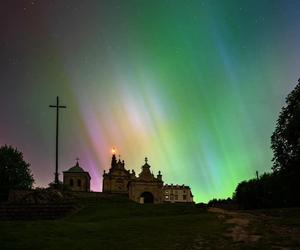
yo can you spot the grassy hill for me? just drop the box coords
[0,196,300,249]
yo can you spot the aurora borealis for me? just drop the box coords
[1,0,300,202]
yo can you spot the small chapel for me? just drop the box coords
[103,154,164,203]
[63,159,91,192]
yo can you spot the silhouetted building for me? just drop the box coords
[129,158,164,204]
[63,160,91,192]
[103,155,163,203]
[163,184,194,203]
[102,154,133,194]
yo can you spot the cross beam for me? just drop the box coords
[49,96,66,184]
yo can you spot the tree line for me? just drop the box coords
[209,79,300,209]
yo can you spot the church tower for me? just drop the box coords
[102,153,132,194]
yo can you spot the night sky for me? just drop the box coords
[1,0,300,202]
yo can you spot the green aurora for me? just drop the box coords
[1,0,300,202]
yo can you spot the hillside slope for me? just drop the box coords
[0,196,300,249]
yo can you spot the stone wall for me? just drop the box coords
[8,189,74,204]
[0,203,79,220]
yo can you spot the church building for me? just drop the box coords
[63,160,91,192]
[103,154,163,203]
[61,152,194,204]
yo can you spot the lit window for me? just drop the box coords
[165,195,169,199]
[165,191,169,194]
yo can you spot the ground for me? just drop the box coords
[0,197,300,250]
[207,207,300,250]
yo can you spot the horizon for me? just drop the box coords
[1,0,300,203]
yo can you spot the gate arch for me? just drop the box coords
[140,192,154,203]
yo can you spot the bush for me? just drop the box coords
[0,145,34,201]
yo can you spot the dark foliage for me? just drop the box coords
[0,145,34,201]
[208,197,233,206]
[233,79,300,209]
[271,78,300,172]
[48,180,71,191]
[233,171,300,209]
[207,197,237,209]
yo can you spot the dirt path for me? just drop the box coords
[207,208,300,250]
[208,207,261,243]
[187,208,300,249]
[187,208,262,250]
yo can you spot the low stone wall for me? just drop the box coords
[2,190,131,220]
[0,203,80,220]
[7,190,130,204]
[8,189,73,204]
[66,191,128,198]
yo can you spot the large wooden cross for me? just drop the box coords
[49,96,66,184]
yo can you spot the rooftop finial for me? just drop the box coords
[145,157,148,163]
[76,157,80,166]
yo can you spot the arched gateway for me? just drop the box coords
[140,192,154,203]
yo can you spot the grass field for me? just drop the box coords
[0,196,300,250]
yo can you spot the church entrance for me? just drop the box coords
[140,192,154,203]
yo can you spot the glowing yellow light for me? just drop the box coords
[111,147,116,154]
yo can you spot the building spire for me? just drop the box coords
[111,154,117,168]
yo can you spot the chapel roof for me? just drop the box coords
[66,163,85,172]
[63,160,91,179]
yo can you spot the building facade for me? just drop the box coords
[128,158,164,203]
[163,184,194,203]
[102,154,133,194]
[63,160,91,192]
[103,155,163,203]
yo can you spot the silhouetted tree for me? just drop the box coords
[233,173,280,209]
[231,78,300,209]
[207,197,237,209]
[233,170,300,209]
[0,145,34,201]
[233,179,260,209]
[271,78,300,173]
